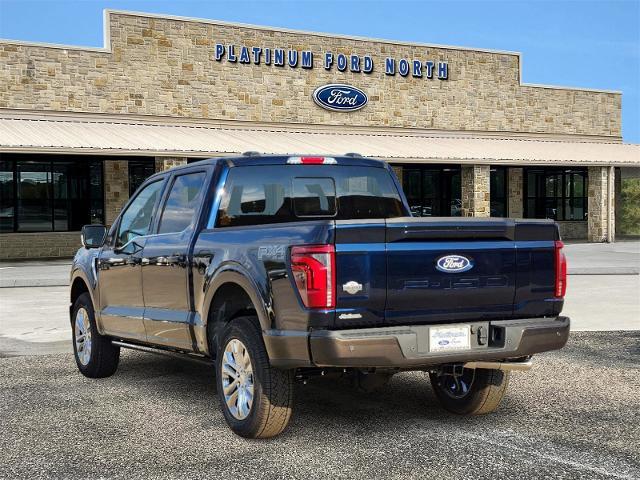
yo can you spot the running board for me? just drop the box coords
[111,340,213,365]
[463,360,532,372]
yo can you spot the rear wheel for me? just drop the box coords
[429,367,510,415]
[72,292,120,378]
[216,316,294,438]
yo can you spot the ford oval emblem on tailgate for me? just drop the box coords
[436,255,474,273]
[313,84,368,112]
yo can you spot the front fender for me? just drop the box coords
[70,248,103,333]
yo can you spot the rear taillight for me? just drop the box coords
[555,240,567,298]
[290,244,336,309]
[287,156,337,165]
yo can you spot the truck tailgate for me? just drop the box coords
[334,217,559,328]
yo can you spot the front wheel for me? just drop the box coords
[216,316,294,438]
[72,292,120,378]
[429,367,510,415]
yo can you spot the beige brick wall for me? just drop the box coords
[507,167,524,218]
[0,12,621,138]
[155,156,188,172]
[588,166,615,242]
[461,165,490,217]
[104,160,129,225]
[0,232,80,259]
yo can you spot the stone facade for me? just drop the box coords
[587,166,615,242]
[0,11,621,138]
[558,221,588,240]
[104,160,130,226]
[461,165,490,217]
[155,156,188,172]
[507,167,523,218]
[0,232,80,259]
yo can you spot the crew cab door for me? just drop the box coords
[98,179,165,341]
[140,169,210,350]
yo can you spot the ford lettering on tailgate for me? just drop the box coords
[435,254,474,273]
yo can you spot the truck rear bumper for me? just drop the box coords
[264,316,570,369]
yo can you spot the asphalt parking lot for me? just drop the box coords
[1,332,638,480]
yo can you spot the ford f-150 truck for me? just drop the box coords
[70,154,570,438]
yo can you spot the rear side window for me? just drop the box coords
[216,165,405,227]
[158,171,207,234]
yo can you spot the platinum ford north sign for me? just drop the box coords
[313,84,368,112]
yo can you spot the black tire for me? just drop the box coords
[215,316,294,439]
[71,292,120,378]
[429,367,510,415]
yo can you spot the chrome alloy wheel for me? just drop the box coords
[74,307,92,366]
[221,338,254,420]
[437,368,476,399]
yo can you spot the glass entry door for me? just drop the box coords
[401,165,461,217]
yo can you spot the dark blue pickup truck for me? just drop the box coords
[70,154,570,438]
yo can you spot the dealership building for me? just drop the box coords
[0,10,639,259]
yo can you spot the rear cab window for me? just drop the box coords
[215,164,405,227]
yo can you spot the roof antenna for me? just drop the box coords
[344,152,363,157]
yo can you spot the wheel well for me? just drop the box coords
[207,282,257,353]
[70,277,89,306]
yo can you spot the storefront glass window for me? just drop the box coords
[0,161,14,232]
[490,167,508,217]
[0,155,105,232]
[524,168,587,221]
[129,160,156,196]
[400,165,461,217]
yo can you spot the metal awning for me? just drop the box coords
[1,112,638,166]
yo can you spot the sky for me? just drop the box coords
[0,0,638,142]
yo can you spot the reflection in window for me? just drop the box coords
[158,172,207,234]
[524,168,587,221]
[117,180,163,247]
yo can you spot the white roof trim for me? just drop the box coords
[0,9,622,95]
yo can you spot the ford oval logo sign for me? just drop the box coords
[312,84,368,112]
[436,255,474,273]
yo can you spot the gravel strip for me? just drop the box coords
[1,331,638,480]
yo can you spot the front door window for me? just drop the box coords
[116,180,163,248]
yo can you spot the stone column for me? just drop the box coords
[507,167,524,218]
[155,156,188,172]
[104,160,129,226]
[461,165,490,217]
[391,165,403,186]
[587,166,615,243]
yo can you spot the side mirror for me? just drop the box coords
[81,224,107,249]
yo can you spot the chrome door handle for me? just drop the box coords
[106,258,125,265]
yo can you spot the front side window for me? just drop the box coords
[158,172,207,234]
[116,180,163,247]
[525,168,587,221]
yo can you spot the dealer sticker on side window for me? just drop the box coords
[429,325,471,352]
